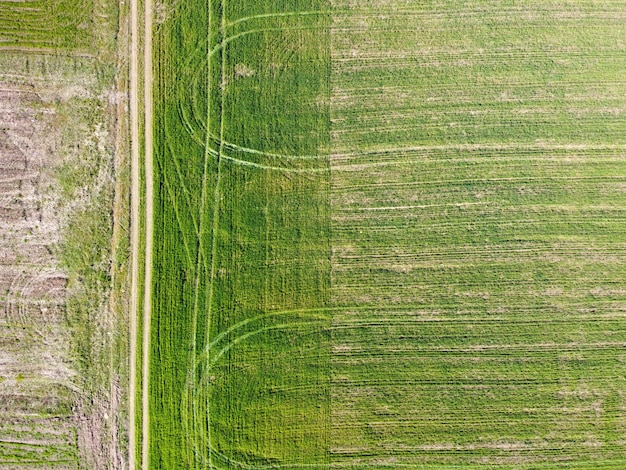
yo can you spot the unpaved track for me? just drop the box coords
[142,0,154,467]
[128,0,154,467]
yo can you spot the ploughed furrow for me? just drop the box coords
[329,0,626,467]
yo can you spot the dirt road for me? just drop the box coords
[128,0,154,467]
[142,0,154,467]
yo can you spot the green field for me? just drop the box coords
[149,0,626,468]
[0,0,116,53]
[150,0,330,467]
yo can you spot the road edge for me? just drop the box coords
[141,0,154,466]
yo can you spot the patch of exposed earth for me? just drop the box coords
[0,53,121,468]
[0,79,78,468]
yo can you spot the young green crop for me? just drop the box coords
[149,0,626,467]
[330,0,626,466]
[150,0,330,467]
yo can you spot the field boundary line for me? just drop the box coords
[128,0,140,465]
[141,0,154,465]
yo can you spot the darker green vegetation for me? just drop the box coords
[150,0,331,468]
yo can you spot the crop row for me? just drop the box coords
[0,0,94,51]
[328,0,626,466]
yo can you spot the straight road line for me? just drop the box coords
[142,0,154,466]
[128,0,140,464]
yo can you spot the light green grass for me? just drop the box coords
[330,0,626,466]
[0,0,117,55]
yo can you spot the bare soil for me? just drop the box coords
[0,55,123,467]
[0,81,76,468]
